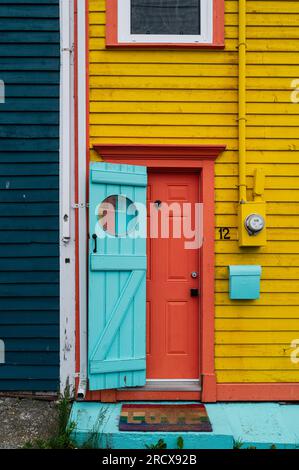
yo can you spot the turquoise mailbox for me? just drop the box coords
[229,265,262,300]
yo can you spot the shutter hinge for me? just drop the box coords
[72,202,89,209]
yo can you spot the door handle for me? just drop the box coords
[92,233,97,253]
[190,288,199,297]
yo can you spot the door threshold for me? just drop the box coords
[118,380,201,392]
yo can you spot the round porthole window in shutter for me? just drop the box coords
[97,195,139,237]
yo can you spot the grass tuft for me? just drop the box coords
[233,438,244,449]
[145,438,167,449]
[23,390,76,449]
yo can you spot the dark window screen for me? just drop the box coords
[131,1,201,35]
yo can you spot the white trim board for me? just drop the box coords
[146,379,200,382]
[59,0,76,395]
[118,381,201,392]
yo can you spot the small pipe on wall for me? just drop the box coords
[238,0,247,204]
[237,0,267,247]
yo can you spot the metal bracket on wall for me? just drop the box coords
[72,202,89,209]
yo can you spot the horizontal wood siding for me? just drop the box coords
[0,0,60,391]
[89,0,299,384]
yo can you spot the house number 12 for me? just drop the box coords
[219,227,231,240]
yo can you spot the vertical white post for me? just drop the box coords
[77,0,88,399]
[59,0,76,395]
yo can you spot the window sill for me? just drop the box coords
[105,41,225,49]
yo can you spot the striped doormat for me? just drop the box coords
[119,404,212,432]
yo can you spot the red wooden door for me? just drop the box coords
[146,172,200,379]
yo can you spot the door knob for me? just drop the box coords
[191,272,198,279]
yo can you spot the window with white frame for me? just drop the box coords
[118,0,213,44]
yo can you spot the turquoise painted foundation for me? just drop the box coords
[69,402,299,449]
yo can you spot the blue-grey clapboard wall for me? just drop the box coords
[0,0,60,391]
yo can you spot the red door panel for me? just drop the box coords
[146,172,200,379]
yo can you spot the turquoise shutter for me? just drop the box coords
[88,162,147,390]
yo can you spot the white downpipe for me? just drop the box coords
[77,0,88,400]
[59,0,76,394]
[60,0,72,243]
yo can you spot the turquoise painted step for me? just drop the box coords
[69,402,299,450]
[69,402,233,450]
[216,403,299,449]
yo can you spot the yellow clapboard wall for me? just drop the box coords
[88,0,299,383]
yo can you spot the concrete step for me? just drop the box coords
[69,401,299,450]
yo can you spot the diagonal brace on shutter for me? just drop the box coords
[90,270,145,363]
